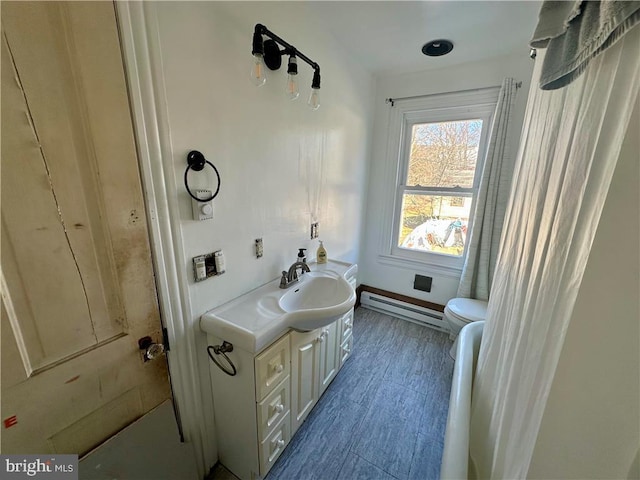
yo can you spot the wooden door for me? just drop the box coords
[290,330,320,434]
[1,1,171,455]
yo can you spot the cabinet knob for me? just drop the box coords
[343,346,351,354]
[274,364,284,373]
[318,335,325,343]
[275,404,284,413]
[276,439,285,448]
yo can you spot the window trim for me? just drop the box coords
[380,87,500,273]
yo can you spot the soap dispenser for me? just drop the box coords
[297,248,307,263]
[317,241,327,264]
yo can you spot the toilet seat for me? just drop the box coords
[444,297,488,359]
[445,298,487,324]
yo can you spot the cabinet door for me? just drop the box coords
[340,333,353,368]
[318,321,340,396]
[340,309,354,345]
[290,329,320,434]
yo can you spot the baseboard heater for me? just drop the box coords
[359,291,448,333]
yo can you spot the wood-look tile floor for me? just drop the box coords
[209,308,454,480]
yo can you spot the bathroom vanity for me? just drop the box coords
[200,261,357,480]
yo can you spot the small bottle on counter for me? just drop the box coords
[316,240,327,264]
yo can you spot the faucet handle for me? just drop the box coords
[279,271,288,288]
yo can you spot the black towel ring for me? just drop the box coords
[184,150,221,202]
[207,341,237,376]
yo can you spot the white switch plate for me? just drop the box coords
[191,190,213,221]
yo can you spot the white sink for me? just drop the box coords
[200,260,358,353]
[279,271,356,331]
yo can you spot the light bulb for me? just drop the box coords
[285,55,299,100]
[250,53,266,86]
[307,88,320,110]
[286,74,299,100]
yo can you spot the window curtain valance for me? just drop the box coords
[531,0,640,90]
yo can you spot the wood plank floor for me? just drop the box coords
[210,308,454,480]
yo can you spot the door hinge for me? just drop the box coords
[162,327,170,352]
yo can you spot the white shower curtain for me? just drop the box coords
[469,25,640,479]
[457,78,517,301]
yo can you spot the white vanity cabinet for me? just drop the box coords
[207,311,354,480]
[290,319,341,434]
[202,261,357,480]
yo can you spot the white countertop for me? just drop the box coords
[200,260,357,353]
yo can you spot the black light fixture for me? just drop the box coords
[421,39,454,57]
[251,24,321,109]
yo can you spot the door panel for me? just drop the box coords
[1,1,171,454]
[2,2,126,369]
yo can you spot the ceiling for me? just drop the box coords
[307,1,542,75]
[218,1,542,77]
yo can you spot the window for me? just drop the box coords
[384,88,498,272]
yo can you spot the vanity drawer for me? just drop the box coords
[259,412,290,476]
[257,376,290,442]
[340,310,354,344]
[255,334,290,401]
[339,333,353,367]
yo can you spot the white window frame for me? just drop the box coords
[379,87,499,275]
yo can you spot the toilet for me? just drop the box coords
[444,297,488,358]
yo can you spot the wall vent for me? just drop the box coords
[360,292,448,333]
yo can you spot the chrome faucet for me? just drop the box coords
[279,261,311,289]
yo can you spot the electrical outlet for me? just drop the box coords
[310,222,319,239]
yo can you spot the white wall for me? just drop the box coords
[150,1,374,469]
[527,103,639,479]
[360,53,535,305]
